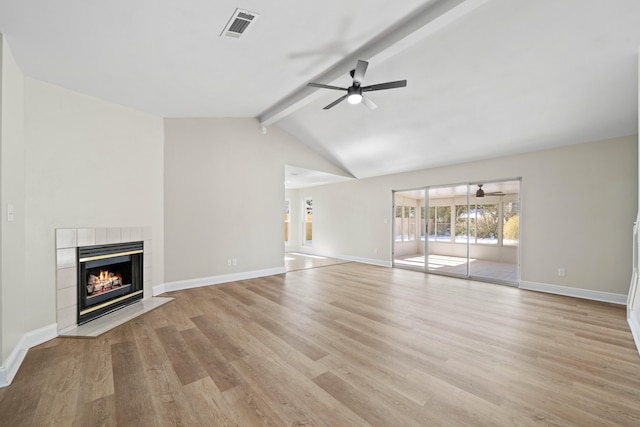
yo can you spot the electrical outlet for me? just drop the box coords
[558,268,566,277]
[227,259,232,267]
[232,258,237,266]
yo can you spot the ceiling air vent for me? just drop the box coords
[221,8,260,39]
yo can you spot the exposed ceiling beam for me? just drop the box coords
[258,0,488,126]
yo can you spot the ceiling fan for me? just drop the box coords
[475,184,505,198]
[307,60,407,110]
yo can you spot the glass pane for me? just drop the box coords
[303,198,312,245]
[408,206,416,241]
[284,200,290,242]
[305,198,313,220]
[402,217,409,241]
[428,206,435,241]
[475,204,498,245]
[455,204,468,243]
[420,206,425,241]
[503,200,519,246]
[395,205,403,241]
[305,223,313,241]
[435,206,451,242]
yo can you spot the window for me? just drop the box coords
[472,203,498,245]
[420,206,426,241]
[436,206,451,242]
[395,202,418,242]
[303,198,312,245]
[455,204,468,243]
[408,206,416,241]
[503,200,519,246]
[428,206,451,242]
[394,206,403,241]
[284,199,290,243]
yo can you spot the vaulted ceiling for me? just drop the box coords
[2,0,639,183]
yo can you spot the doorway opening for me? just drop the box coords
[302,197,313,246]
[392,179,520,285]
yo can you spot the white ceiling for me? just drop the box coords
[1,0,639,184]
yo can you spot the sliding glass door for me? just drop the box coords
[393,179,520,286]
[466,181,520,283]
[392,189,426,271]
[427,185,469,277]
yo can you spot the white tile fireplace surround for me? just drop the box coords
[55,226,153,333]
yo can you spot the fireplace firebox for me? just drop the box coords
[77,241,143,324]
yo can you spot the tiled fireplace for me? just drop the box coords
[55,227,152,333]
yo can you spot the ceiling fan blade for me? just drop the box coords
[361,95,378,110]
[352,60,368,85]
[323,94,348,110]
[362,80,407,92]
[308,82,347,91]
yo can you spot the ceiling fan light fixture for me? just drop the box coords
[347,93,362,104]
[347,86,363,104]
[476,184,485,198]
[307,60,406,110]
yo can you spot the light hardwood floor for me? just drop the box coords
[284,252,350,272]
[1,263,639,426]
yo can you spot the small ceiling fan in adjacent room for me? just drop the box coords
[475,184,505,198]
[307,60,407,110]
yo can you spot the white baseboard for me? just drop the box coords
[153,266,287,295]
[0,323,58,387]
[519,280,627,305]
[334,253,391,268]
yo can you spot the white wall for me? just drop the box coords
[631,51,640,351]
[23,78,165,332]
[300,135,637,295]
[163,118,346,284]
[0,36,27,364]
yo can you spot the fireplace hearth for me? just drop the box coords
[77,241,143,324]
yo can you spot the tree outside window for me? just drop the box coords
[503,201,519,245]
[303,198,313,245]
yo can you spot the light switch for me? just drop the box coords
[7,204,15,221]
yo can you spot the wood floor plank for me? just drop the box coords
[222,383,288,426]
[218,282,257,306]
[129,317,205,426]
[155,324,208,386]
[72,394,117,427]
[180,327,242,392]
[0,345,57,426]
[75,335,115,405]
[29,339,84,426]
[231,353,366,427]
[111,340,157,425]
[312,371,416,426]
[181,377,239,426]
[190,314,249,361]
[2,262,640,425]
[243,320,328,379]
